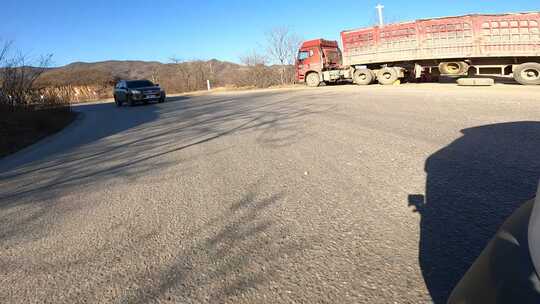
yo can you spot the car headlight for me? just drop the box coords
[130,90,141,94]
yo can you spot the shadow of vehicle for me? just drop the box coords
[409,121,540,303]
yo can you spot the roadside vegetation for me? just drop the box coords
[0,40,76,158]
[0,27,300,157]
[34,27,302,102]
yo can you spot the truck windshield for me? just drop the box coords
[298,51,310,61]
[126,80,154,88]
[324,49,340,63]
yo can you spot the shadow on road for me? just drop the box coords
[115,185,304,303]
[2,179,303,302]
[0,90,331,243]
[409,121,540,303]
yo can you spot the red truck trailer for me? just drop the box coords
[296,12,540,86]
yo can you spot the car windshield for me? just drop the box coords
[126,80,154,88]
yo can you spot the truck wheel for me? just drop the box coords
[514,63,540,85]
[377,67,399,85]
[306,73,320,87]
[439,62,469,75]
[353,69,374,85]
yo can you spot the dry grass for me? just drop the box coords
[0,106,76,158]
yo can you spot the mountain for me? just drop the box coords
[36,59,244,90]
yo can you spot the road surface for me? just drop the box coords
[1,84,540,303]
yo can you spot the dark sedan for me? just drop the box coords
[113,80,166,107]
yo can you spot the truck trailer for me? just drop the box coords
[296,12,540,86]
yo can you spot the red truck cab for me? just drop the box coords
[296,39,342,87]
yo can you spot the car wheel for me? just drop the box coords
[158,95,165,103]
[127,95,134,107]
[114,95,123,107]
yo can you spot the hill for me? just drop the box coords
[36,59,244,89]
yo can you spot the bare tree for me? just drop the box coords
[0,40,12,65]
[239,51,278,88]
[169,57,215,92]
[169,57,191,92]
[169,57,184,65]
[240,50,267,67]
[150,66,160,84]
[265,27,302,85]
[0,41,59,108]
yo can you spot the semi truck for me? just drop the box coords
[296,12,540,86]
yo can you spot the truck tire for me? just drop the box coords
[306,72,320,87]
[377,67,399,85]
[514,63,540,85]
[439,62,469,75]
[353,69,374,85]
[457,78,494,86]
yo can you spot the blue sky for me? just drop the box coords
[2,0,538,66]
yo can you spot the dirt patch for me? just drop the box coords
[0,107,77,158]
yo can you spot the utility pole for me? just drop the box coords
[376,4,384,27]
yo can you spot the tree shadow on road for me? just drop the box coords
[18,184,304,303]
[0,90,332,244]
[409,121,540,303]
[118,187,303,303]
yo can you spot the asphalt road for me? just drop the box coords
[1,84,540,303]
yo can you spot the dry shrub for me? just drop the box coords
[0,41,72,111]
[42,85,112,103]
